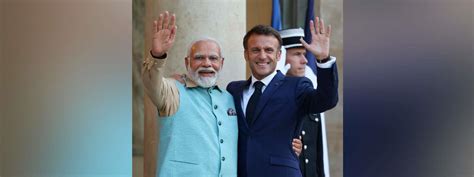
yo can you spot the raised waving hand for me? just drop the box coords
[151,11,177,57]
[300,17,332,60]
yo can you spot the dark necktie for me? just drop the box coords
[246,81,264,126]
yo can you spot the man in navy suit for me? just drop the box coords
[226,18,338,177]
[278,26,333,177]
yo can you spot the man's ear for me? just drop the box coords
[244,50,249,62]
[276,49,282,61]
[184,57,189,69]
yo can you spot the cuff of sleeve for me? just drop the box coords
[154,58,166,68]
[143,56,166,71]
[316,56,336,68]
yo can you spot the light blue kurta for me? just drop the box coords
[157,81,238,177]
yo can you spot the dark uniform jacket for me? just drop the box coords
[299,113,325,177]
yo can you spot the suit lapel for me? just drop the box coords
[251,72,285,125]
[236,78,251,129]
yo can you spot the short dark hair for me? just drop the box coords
[243,25,282,50]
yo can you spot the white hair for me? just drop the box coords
[186,37,224,58]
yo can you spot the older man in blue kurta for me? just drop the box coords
[142,11,238,177]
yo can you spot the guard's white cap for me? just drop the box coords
[279,28,305,49]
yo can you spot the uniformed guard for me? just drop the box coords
[300,113,326,177]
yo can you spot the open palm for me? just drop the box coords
[151,11,177,57]
[300,17,331,60]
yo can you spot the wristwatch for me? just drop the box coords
[150,50,167,59]
[317,55,331,63]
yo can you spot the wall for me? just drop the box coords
[0,1,4,176]
[321,0,344,175]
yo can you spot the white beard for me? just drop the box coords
[187,67,219,88]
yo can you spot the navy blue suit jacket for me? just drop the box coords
[226,64,338,177]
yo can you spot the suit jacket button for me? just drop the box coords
[305,158,309,164]
[302,130,306,136]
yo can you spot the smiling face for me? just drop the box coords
[285,47,308,77]
[185,40,223,87]
[244,34,281,80]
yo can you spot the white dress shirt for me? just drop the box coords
[241,70,277,116]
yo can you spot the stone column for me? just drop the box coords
[0,2,3,176]
[143,1,246,177]
[320,0,344,176]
